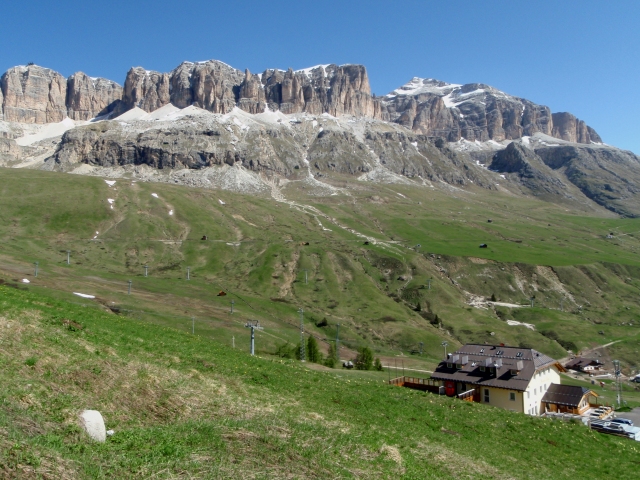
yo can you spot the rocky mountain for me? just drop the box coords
[1,62,599,146]
[2,59,639,218]
[381,77,601,144]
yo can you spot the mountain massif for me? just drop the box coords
[1,60,639,217]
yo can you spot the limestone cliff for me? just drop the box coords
[66,72,122,120]
[1,65,68,123]
[0,61,602,148]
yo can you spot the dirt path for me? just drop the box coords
[557,340,623,365]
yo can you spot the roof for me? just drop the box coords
[565,357,602,370]
[430,344,562,392]
[541,384,597,407]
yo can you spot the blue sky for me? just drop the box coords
[2,0,638,153]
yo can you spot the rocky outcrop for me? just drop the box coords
[535,144,640,217]
[112,61,383,119]
[237,69,265,114]
[66,72,122,120]
[1,65,68,123]
[551,112,602,144]
[117,67,170,114]
[382,78,595,144]
[490,141,568,196]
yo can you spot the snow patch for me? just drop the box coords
[74,292,96,299]
[218,199,226,205]
[168,210,174,215]
[104,180,116,186]
[15,117,78,146]
[151,193,159,198]
[506,320,535,330]
[22,279,30,284]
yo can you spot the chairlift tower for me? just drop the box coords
[245,321,263,356]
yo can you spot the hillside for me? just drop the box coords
[0,168,638,375]
[1,285,638,479]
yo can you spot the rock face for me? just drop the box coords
[381,78,596,144]
[118,67,170,114]
[535,144,640,217]
[551,112,602,144]
[1,65,68,123]
[490,142,567,195]
[0,62,603,148]
[66,72,123,120]
[48,111,498,190]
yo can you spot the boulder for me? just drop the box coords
[79,409,106,442]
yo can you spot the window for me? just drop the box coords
[480,366,485,372]
[509,392,516,401]
[447,362,452,368]
[534,387,537,395]
[484,389,490,403]
[527,391,530,399]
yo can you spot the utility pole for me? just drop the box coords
[66,250,71,265]
[186,267,190,281]
[299,308,305,362]
[232,336,235,348]
[191,316,195,335]
[144,265,148,277]
[441,341,448,359]
[127,280,132,295]
[419,342,424,355]
[303,269,308,284]
[34,262,39,277]
[230,300,235,314]
[245,321,263,356]
[530,297,535,308]
[428,278,432,290]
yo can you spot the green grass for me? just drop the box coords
[0,168,639,373]
[1,285,639,479]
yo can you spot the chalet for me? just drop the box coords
[430,344,566,415]
[564,357,603,373]
[541,384,598,415]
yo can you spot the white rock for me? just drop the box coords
[22,279,30,283]
[79,410,106,442]
[106,429,115,436]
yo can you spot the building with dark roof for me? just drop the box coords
[430,344,566,415]
[564,357,603,373]
[541,384,598,415]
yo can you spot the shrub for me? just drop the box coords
[275,342,297,359]
[316,317,328,328]
[307,336,322,363]
[324,343,337,368]
[355,347,374,370]
[374,357,383,371]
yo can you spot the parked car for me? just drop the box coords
[611,418,634,426]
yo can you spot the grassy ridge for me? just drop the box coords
[1,285,638,479]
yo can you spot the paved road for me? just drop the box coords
[614,407,640,425]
